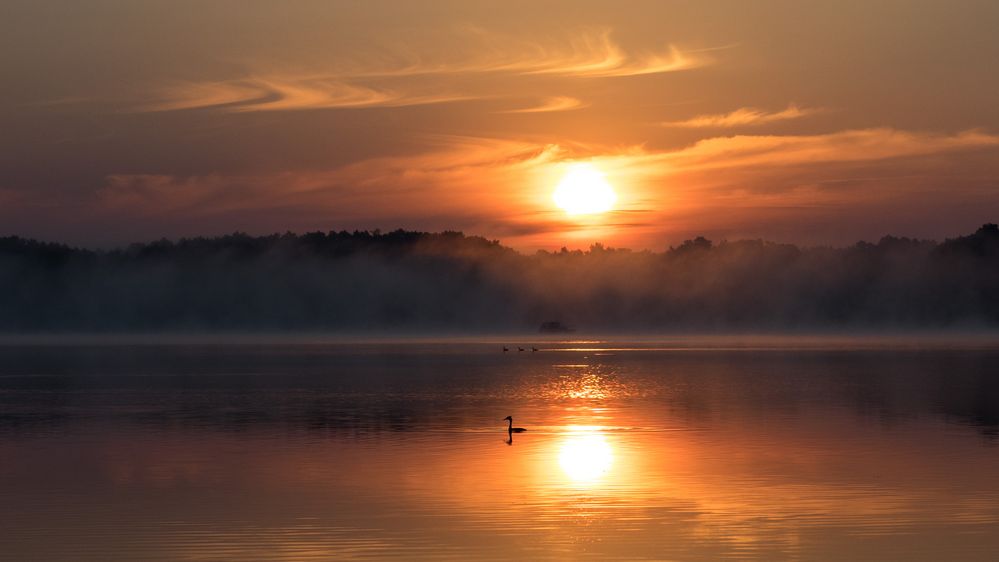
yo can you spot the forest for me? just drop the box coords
[1,225,997,332]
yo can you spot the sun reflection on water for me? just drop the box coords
[558,428,614,484]
[540,366,636,401]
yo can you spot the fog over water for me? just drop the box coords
[2,224,999,333]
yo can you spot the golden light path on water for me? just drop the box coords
[545,366,621,488]
[5,342,999,560]
[558,428,614,483]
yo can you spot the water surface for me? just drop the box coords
[1,338,998,560]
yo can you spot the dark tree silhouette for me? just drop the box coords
[1,225,999,332]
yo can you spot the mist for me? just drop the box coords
[2,225,998,333]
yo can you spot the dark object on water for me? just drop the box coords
[504,416,527,433]
[532,347,538,352]
[539,321,574,333]
[503,346,509,352]
[518,347,525,352]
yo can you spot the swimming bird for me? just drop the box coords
[503,346,509,352]
[504,416,527,433]
[518,347,525,352]
[531,347,538,352]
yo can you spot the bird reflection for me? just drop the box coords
[504,415,526,445]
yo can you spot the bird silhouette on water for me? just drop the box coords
[504,416,527,433]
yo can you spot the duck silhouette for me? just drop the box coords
[503,416,527,433]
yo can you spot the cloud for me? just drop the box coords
[658,128,999,171]
[35,127,998,249]
[94,128,999,217]
[339,27,709,79]
[141,81,264,112]
[94,136,564,225]
[663,104,819,128]
[137,28,710,113]
[500,96,587,114]
[142,77,470,113]
[562,128,999,233]
[468,30,706,78]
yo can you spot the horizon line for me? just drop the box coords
[3,223,997,255]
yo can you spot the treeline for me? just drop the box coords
[1,225,998,332]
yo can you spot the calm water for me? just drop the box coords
[1,338,998,560]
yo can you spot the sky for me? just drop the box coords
[2,0,999,250]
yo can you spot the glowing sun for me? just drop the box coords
[553,163,617,215]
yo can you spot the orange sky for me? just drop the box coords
[2,0,999,249]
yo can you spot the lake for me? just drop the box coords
[1,337,998,560]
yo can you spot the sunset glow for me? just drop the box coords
[3,1,995,249]
[5,3,999,561]
[553,164,617,216]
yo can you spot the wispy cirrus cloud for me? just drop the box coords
[663,104,819,128]
[137,28,710,113]
[340,28,710,79]
[500,96,587,114]
[142,77,470,113]
[468,30,705,78]
[657,128,999,171]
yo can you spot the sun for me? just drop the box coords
[553,163,617,215]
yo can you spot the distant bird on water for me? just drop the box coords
[503,346,509,352]
[532,347,538,352]
[518,347,525,352]
[504,416,527,433]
